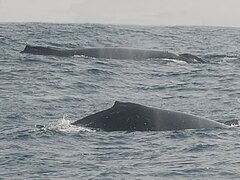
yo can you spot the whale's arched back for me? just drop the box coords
[21,45,205,63]
[72,101,226,131]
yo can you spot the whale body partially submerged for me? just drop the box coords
[21,45,205,63]
[72,101,228,131]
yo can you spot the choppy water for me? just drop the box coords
[0,23,240,179]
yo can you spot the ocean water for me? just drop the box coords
[0,23,240,179]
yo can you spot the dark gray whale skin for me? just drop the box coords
[71,101,227,131]
[21,45,205,63]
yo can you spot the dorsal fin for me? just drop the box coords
[113,101,122,107]
[21,45,31,53]
[112,101,143,109]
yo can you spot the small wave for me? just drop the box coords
[35,115,94,133]
[204,54,238,59]
[185,143,217,152]
[203,54,239,63]
[73,54,88,58]
[223,57,239,60]
[87,68,115,76]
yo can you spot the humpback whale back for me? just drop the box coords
[72,101,226,131]
[21,45,205,63]
[179,53,205,63]
[21,45,74,57]
[78,48,179,60]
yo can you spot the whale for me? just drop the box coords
[71,101,228,131]
[21,45,205,63]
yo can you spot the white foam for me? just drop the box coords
[35,115,95,133]
[55,115,94,133]
[162,58,187,64]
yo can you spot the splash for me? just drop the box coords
[229,121,240,127]
[35,114,95,133]
[224,119,240,127]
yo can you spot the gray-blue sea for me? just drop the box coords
[0,23,240,179]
